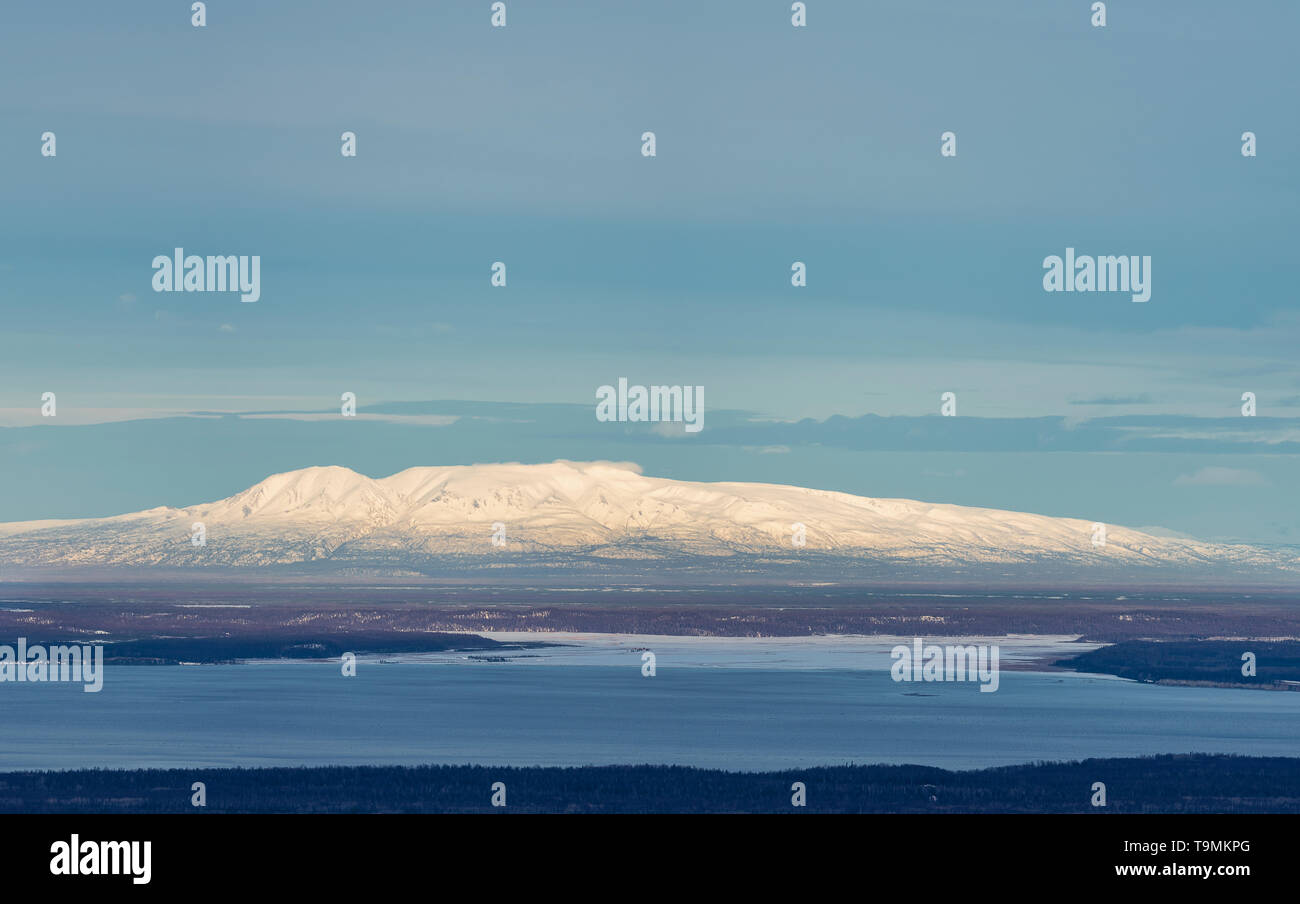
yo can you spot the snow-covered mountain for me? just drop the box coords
[0,461,1294,582]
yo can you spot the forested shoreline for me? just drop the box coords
[4,754,1298,813]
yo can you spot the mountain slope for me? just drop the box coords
[0,461,1294,581]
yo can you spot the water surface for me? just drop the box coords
[3,634,1297,771]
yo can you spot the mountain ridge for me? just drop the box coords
[0,461,1294,582]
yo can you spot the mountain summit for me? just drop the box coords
[0,461,1294,583]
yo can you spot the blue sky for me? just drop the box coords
[0,1,1296,542]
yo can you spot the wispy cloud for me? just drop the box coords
[1173,467,1270,487]
[237,413,460,426]
[1069,394,1156,406]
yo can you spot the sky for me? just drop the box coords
[0,1,1296,544]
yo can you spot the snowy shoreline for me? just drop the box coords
[349,631,1105,671]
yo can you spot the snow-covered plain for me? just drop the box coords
[362,631,1102,670]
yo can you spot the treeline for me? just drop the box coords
[86,632,523,664]
[8,598,1300,651]
[1058,641,1300,685]
[3,754,1298,813]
